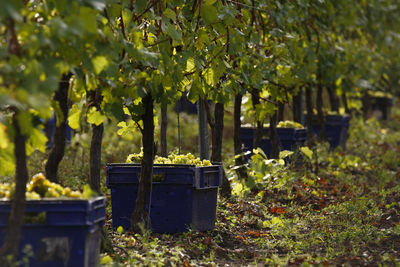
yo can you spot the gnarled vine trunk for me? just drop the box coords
[326,84,339,113]
[209,102,231,198]
[293,89,304,124]
[88,89,103,193]
[45,73,72,183]
[131,93,154,232]
[277,102,284,122]
[89,123,103,193]
[362,92,371,121]
[0,112,29,263]
[342,92,350,115]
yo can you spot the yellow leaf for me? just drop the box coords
[100,255,113,265]
[186,57,195,72]
[87,107,105,126]
[92,56,109,75]
[68,104,81,130]
[300,146,313,160]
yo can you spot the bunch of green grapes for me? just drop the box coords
[0,173,84,200]
[126,151,212,167]
[277,120,304,129]
[27,173,83,198]
[0,183,15,199]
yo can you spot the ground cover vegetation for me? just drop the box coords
[97,112,400,266]
[1,0,400,265]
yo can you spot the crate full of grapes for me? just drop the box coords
[0,174,106,267]
[106,152,222,233]
[241,121,307,158]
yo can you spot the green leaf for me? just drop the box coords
[279,150,293,159]
[79,6,98,34]
[122,8,132,27]
[300,146,313,160]
[87,107,105,126]
[163,8,176,22]
[92,56,109,75]
[186,57,195,72]
[0,144,15,176]
[253,148,267,159]
[232,182,243,196]
[117,226,124,234]
[204,0,217,5]
[271,217,284,226]
[100,255,113,265]
[0,0,23,21]
[204,68,214,86]
[201,5,218,24]
[68,104,82,130]
[26,128,47,155]
[165,24,181,42]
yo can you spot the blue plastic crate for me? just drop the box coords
[176,95,198,114]
[0,196,106,267]
[106,164,222,233]
[240,127,306,158]
[307,115,350,149]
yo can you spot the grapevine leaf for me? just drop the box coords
[165,24,181,42]
[79,6,98,34]
[186,57,195,72]
[68,104,82,130]
[300,146,313,160]
[26,128,47,155]
[279,150,293,159]
[201,5,218,24]
[92,56,109,75]
[87,107,105,126]
[163,8,176,22]
[100,255,113,265]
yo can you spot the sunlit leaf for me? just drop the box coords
[87,107,105,126]
[100,255,113,265]
[92,56,109,75]
[186,57,195,72]
[26,128,47,155]
[68,104,82,130]
[279,150,293,159]
[300,146,313,160]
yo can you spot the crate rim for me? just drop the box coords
[106,163,222,168]
[0,196,105,204]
